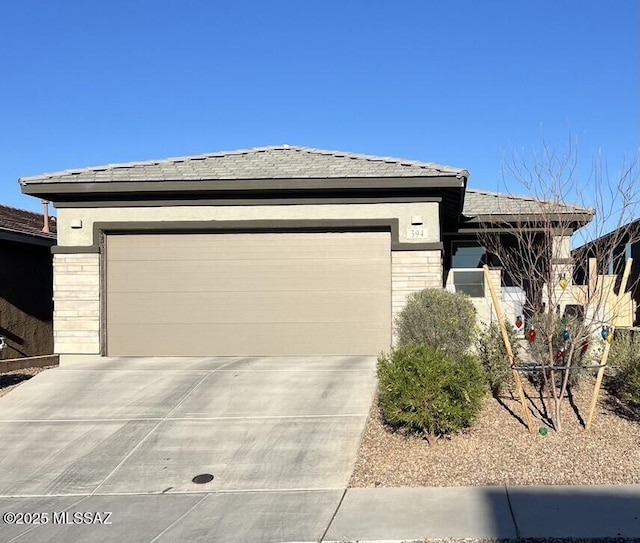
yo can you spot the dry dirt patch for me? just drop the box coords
[350,377,640,487]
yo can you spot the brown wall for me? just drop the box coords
[0,240,54,359]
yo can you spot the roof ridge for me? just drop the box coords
[20,145,467,182]
[465,188,541,202]
[20,146,323,179]
[290,146,458,171]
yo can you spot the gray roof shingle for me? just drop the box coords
[463,189,593,218]
[19,145,468,185]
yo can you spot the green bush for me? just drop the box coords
[476,321,519,397]
[608,329,640,376]
[395,288,477,358]
[377,344,487,441]
[608,330,640,410]
[613,363,640,407]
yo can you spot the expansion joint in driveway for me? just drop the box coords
[320,488,347,542]
[89,369,216,495]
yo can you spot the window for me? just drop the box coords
[607,243,629,275]
[451,242,486,268]
[450,242,487,297]
[452,270,485,297]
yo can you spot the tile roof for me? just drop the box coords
[19,145,468,185]
[463,189,594,217]
[0,204,56,239]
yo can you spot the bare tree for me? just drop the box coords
[478,139,640,432]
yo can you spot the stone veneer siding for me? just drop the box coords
[391,250,442,343]
[53,253,101,354]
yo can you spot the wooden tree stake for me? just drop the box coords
[483,265,535,433]
[585,257,633,431]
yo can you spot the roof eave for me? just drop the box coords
[0,229,56,246]
[20,175,467,200]
[460,211,595,231]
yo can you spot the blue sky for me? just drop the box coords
[1,1,638,213]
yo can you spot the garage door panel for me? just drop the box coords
[107,258,389,293]
[106,232,391,355]
[107,323,389,356]
[107,291,388,324]
[107,233,390,261]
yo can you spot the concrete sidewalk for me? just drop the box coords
[2,485,639,542]
[325,485,640,541]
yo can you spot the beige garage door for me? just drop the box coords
[106,232,391,356]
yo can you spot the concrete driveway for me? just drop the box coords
[0,355,377,542]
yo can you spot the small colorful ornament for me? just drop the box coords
[558,274,568,290]
[601,326,609,340]
[562,327,570,341]
[515,315,523,329]
[607,331,614,344]
[539,427,548,436]
[527,327,536,342]
[555,349,564,360]
[581,341,589,353]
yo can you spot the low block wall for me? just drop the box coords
[0,354,59,373]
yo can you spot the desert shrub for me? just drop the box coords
[476,321,519,397]
[377,344,487,441]
[612,363,640,407]
[607,329,640,376]
[395,288,477,358]
[526,313,591,388]
[607,330,640,412]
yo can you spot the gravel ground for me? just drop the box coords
[0,365,56,399]
[350,377,640,487]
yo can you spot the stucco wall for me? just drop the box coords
[443,267,524,333]
[55,202,441,246]
[542,235,576,316]
[0,240,54,359]
[54,202,442,358]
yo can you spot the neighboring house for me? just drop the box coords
[18,145,592,362]
[0,204,56,359]
[572,218,640,328]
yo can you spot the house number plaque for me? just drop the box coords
[406,227,427,240]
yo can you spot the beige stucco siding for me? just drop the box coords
[53,202,442,359]
[55,202,441,246]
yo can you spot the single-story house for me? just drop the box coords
[19,145,593,362]
[572,218,640,328]
[0,203,56,359]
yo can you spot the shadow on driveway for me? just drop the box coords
[325,485,640,541]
